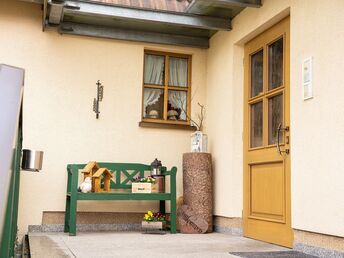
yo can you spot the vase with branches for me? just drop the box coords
[170,94,208,152]
[187,103,205,131]
[187,103,207,152]
[174,95,205,131]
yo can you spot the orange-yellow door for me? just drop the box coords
[243,17,293,248]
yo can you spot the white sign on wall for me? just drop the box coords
[302,57,313,100]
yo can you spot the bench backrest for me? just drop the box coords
[69,162,168,189]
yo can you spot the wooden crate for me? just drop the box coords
[132,183,158,193]
[142,221,166,230]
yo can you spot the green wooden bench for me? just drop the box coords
[64,163,177,236]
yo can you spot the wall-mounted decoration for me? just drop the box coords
[93,80,104,119]
[302,57,313,100]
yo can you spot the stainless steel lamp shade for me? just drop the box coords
[21,149,43,172]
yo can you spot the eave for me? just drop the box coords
[43,0,262,48]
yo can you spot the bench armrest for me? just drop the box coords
[66,164,82,194]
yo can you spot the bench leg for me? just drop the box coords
[69,197,77,236]
[64,196,70,233]
[170,167,177,233]
[170,198,177,234]
[159,200,165,214]
[69,167,78,236]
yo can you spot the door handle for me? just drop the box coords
[277,123,290,155]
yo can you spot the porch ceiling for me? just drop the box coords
[43,0,262,48]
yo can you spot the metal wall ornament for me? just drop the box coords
[93,80,104,119]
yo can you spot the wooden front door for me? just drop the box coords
[243,17,293,248]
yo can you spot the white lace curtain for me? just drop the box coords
[143,55,165,117]
[143,89,162,117]
[169,91,187,120]
[168,57,188,120]
[143,54,188,119]
[144,55,164,85]
[168,57,188,87]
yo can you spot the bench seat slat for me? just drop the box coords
[76,192,171,200]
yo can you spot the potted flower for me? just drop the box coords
[142,210,166,230]
[131,176,157,193]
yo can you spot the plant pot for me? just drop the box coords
[142,221,166,230]
[132,182,158,193]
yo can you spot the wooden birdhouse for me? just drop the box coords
[92,168,113,193]
[81,161,99,180]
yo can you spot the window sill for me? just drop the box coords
[139,121,197,131]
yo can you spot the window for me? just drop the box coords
[142,50,191,125]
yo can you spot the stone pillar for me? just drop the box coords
[182,152,213,233]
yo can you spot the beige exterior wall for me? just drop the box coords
[0,0,207,236]
[2,0,344,240]
[206,0,344,237]
[289,0,344,237]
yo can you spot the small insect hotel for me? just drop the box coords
[81,162,113,192]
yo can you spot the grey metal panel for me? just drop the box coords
[63,12,215,38]
[63,0,231,31]
[186,0,261,18]
[211,0,261,8]
[0,64,24,244]
[59,22,210,48]
[187,0,261,11]
[49,3,64,25]
[43,0,48,31]
[20,0,43,3]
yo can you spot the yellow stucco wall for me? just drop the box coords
[0,0,207,236]
[206,0,344,237]
[290,0,344,237]
[1,0,344,239]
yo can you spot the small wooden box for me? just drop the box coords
[131,183,158,193]
[142,221,166,230]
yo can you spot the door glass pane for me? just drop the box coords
[169,57,188,88]
[251,50,263,97]
[144,54,165,85]
[168,90,187,121]
[268,94,283,144]
[143,88,164,119]
[268,38,283,90]
[250,102,263,148]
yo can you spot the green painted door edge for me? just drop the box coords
[0,115,22,258]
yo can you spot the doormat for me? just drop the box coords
[229,251,318,258]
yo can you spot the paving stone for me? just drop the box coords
[29,232,289,258]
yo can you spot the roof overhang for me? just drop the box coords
[43,0,261,48]
[186,0,262,18]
